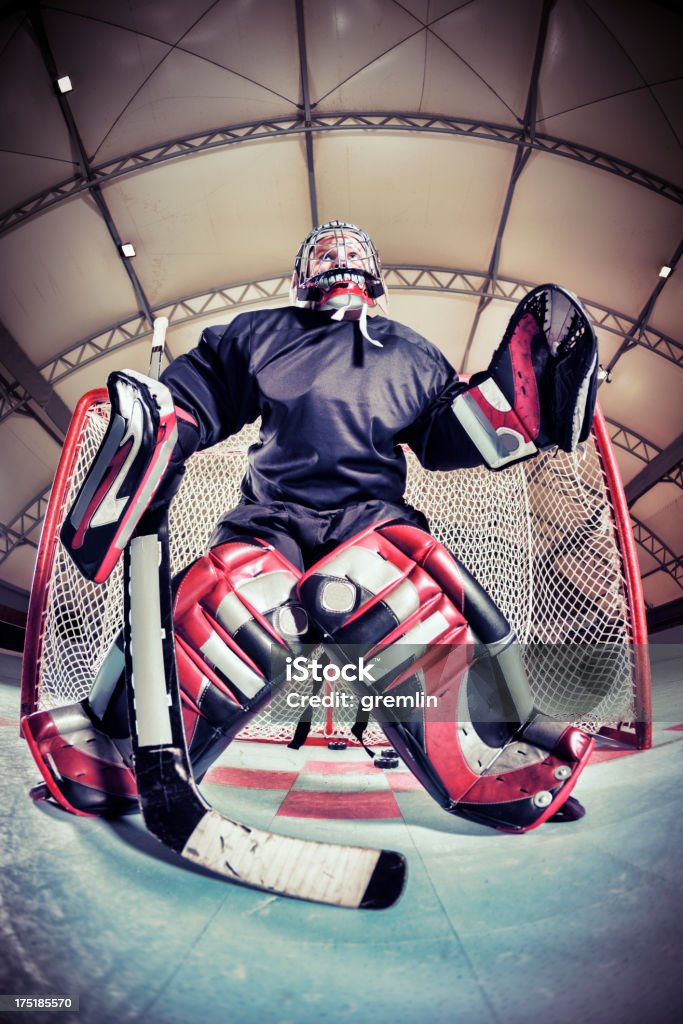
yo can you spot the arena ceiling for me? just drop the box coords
[0,0,681,627]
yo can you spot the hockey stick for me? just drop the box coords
[122,317,406,909]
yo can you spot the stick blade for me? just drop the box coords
[361,849,406,910]
[136,747,406,909]
[182,809,407,909]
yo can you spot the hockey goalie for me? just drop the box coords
[22,220,600,833]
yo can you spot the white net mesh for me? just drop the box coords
[32,398,640,745]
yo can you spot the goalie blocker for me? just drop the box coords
[60,368,182,583]
[451,284,599,469]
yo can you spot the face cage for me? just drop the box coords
[291,221,387,311]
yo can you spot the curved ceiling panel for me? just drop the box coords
[315,132,516,268]
[540,91,683,186]
[51,0,216,40]
[0,544,40,595]
[0,198,138,360]
[649,273,683,340]
[94,48,300,165]
[101,138,311,305]
[0,16,73,163]
[44,8,175,158]
[539,2,645,118]
[305,0,425,105]
[428,0,542,119]
[0,417,60,524]
[499,154,683,318]
[589,0,683,82]
[180,0,303,102]
[389,289,477,366]
[599,345,683,450]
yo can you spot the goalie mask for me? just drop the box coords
[290,220,389,318]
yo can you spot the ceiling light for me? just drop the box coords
[121,243,136,258]
[658,265,672,279]
[56,76,72,94]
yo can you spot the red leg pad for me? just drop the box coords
[172,541,311,769]
[21,705,137,817]
[22,541,311,816]
[298,521,594,831]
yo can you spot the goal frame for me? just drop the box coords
[20,388,652,749]
[589,408,651,747]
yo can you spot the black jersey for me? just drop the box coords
[161,306,478,511]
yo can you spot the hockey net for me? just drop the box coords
[21,389,651,748]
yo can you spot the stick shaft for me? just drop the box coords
[149,316,168,381]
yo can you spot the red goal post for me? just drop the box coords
[21,388,651,749]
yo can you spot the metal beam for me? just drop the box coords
[583,417,683,497]
[632,516,683,590]
[2,112,681,239]
[606,418,663,465]
[18,268,678,406]
[663,464,683,490]
[490,0,555,288]
[461,0,555,369]
[25,2,156,328]
[625,433,683,505]
[0,485,50,567]
[295,0,318,228]
[603,419,682,492]
[0,319,71,438]
[0,375,32,422]
[605,238,683,376]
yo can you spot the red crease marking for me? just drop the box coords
[303,759,384,775]
[277,790,401,820]
[203,767,297,789]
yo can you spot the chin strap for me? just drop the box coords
[329,302,383,348]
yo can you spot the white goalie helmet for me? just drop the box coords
[290,220,389,317]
